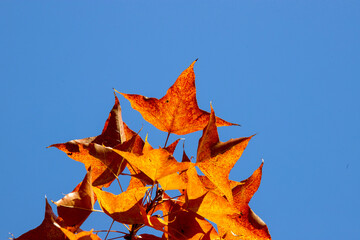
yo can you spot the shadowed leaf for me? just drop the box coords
[54,168,95,230]
[15,198,68,240]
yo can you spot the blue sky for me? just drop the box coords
[1,1,359,239]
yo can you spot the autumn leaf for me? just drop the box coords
[157,172,187,190]
[50,142,127,187]
[185,166,238,223]
[134,234,163,240]
[117,59,238,135]
[196,105,253,204]
[14,61,271,240]
[113,148,192,182]
[159,197,220,240]
[94,187,167,232]
[60,228,101,240]
[54,168,95,230]
[93,187,149,225]
[92,92,127,146]
[49,93,141,187]
[124,138,186,190]
[217,162,271,240]
[15,198,68,240]
[164,138,181,154]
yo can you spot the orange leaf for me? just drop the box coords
[50,142,126,187]
[185,166,238,221]
[60,228,101,240]
[15,198,68,240]
[113,148,192,182]
[157,172,187,190]
[93,187,148,225]
[92,92,127,146]
[217,162,271,240]
[118,60,238,135]
[135,234,163,240]
[54,168,95,230]
[49,94,141,187]
[164,138,181,155]
[160,198,219,240]
[196,105,252,204]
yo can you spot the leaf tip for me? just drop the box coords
[190,58,199,68]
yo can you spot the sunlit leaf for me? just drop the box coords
[118,60,238,135]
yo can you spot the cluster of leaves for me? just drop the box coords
[14,60,271,240]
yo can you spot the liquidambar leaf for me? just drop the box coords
[15,198,67,240]
[54,168,95,230]
[196,105,252,204]
[49,94,139,187]
[218,162,271,240]
[113,148,192,182]
[60,228,101,240]
[50,142,126,187]
[118,60,238,135]
[185,166,238,222]
[160,197,220,240]
[93,187,148,225]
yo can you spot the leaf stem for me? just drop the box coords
[116,178,123,193]
[164,131,171,148]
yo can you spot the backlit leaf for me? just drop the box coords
[118,60,238,135]
[93,187,148,225]
[113,148,192,182]
[196,105,252,204]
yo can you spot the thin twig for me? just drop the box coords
[104,220,115,240]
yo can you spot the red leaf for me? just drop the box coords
[54,168,95,230]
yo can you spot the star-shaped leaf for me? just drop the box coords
[93,187,149,225]
[54,168,95,230]
[159,197,220,240]
[14,198,67,240]
[113,148,192,182]
[196,105,253,204]
[60,228,101,240]
[49,94,141,187]
[185,166,238,222]
[50,142,127,187]
[94,187,167,232]
[217,162,271,240]
[118,60,238,135]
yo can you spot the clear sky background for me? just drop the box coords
[1,1,359,240]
